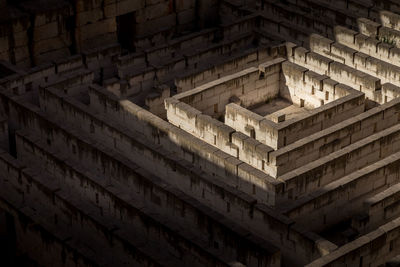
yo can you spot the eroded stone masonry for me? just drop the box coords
[2,0,400,266]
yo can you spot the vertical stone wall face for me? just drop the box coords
[3,0,400,267]
[0,0,220,67]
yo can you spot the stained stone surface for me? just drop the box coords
[1,0,400,267]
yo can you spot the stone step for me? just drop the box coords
[361,183,400,232]
[278,123,400,202]
[306,216,400,266]
[289,44,381,101]
[311,30,400,92]
[0,152,162,267]
[14,132,235,267]
[282,150,400,231]
[333,25,400,75]
[14,122,278,266]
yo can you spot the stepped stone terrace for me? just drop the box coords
[2,0,400,266]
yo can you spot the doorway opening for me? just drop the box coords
[117,12,137,51]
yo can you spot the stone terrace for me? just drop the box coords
[2,1,400,267]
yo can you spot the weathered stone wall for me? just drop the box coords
[0,0,220,67]
[0,7,30,66]
[284,150,400,232]
[291,42,382,101]
[0,87,335,266]
[270,97,400,178]
[280,122,400,201]
[333,26,400,103]
[225,82,364,153]
[311,30,400,103]
[307,217,400,267]
[164,60,288,177]
[282,61,358,108]
[172,64,281,119]
[0,45,119,96]
[14,129,281,267]
[175,48,271,93]
[81,85,282,206]
[3,1,400,266]
[0,150,100,267]
[118,31,256,96]
[225,103,278,149]
[165,97,278,179]
[381,10,400,31]
[25,78,340,264]
[359,183,400,234]
[225,93,365,178]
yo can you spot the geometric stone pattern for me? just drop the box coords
[1,0,400,266]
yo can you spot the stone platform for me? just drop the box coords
[1,0,400,267]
